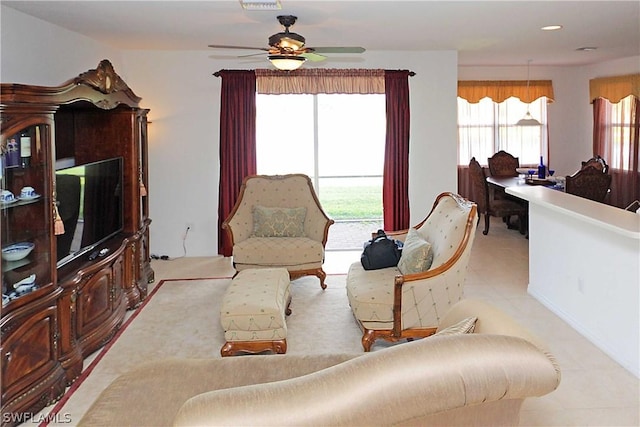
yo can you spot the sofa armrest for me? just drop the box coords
[389,215,477,335]
[173,335,560,426]
[438,298,557,358]
[79,354,355,427]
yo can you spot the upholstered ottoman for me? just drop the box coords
[220,268,292,356]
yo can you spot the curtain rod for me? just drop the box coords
[214,69,416,77]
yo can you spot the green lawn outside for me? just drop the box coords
[318,185,383,220]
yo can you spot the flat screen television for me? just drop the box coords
[55,157,124,267]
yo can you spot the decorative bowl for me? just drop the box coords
[2,242,35,261]
[11,273,36,295]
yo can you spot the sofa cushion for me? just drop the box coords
[346,262,400,325]
[252,206,307,237]
[434,316,477,336]
[397,228,434,275]
[233,237,324,267]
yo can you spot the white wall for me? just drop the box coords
[0,6,121,85]
[515,188,640,378]
[118,49,458,256]
[2,5,637,257]
[120,51,222,257]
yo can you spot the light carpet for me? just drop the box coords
[44,274,363,426]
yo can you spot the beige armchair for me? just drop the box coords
[347,192,478,351]
[222,174,334,289]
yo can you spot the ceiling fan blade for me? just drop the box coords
[300,52,327,62]
[238,52,269,58]
[208,44,270,52]
[309,47,366,54]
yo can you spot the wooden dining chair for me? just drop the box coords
[565,165,612,203]
[488,150,520,177]
[469,157,527,235]
[580,155,609,174]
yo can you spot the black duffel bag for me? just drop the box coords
[360,230,403,270]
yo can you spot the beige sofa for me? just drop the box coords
[222,174,334,289]
[347,192,479,351]
[78,299,560,426]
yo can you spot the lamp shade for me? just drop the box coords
[516,59,541,126]
[516,111,541,126]
[268,55,306,71]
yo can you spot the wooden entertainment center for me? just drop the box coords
[0,60,153,425]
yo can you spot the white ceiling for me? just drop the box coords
[3,0,639,66]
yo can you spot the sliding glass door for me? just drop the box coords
[257,93,385,250]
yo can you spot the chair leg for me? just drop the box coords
[483,214,490,235]
[518,214,527,235]
[362,330,376,352]
[316,270,327,290]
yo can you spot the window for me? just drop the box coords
[604,95,635,171]
[256,93,386,249]
[593,94,639,208]
[457,96,549,166]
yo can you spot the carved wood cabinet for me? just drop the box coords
[1,60,153,426]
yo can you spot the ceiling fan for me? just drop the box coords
[208,15,365,70]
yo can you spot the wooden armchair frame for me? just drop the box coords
[357,193,478,351]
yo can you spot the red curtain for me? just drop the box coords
[214,70,257,256]
[383,70,412,231]
[593,97,640,208]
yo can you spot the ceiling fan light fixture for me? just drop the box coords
[269,32,306,51]
[268,54,306,71]
[239,0,281,10]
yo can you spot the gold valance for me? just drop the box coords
[589,74,640,103]
[256,68,385,95]
[458,80,555,103]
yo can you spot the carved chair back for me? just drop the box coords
[488,150,519,177]
[581,155,609,174]
[223,174,332,245]
[565,166,612,203]
[468,157,489,214]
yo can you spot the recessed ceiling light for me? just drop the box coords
[541,25,563,31]
[239,0,281,10]
[576,46,598,51]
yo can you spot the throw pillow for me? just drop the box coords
[252,206,307,237]
[397,228,434,275]
[435,316,478,336]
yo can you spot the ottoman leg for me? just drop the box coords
[221,340,287,357]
